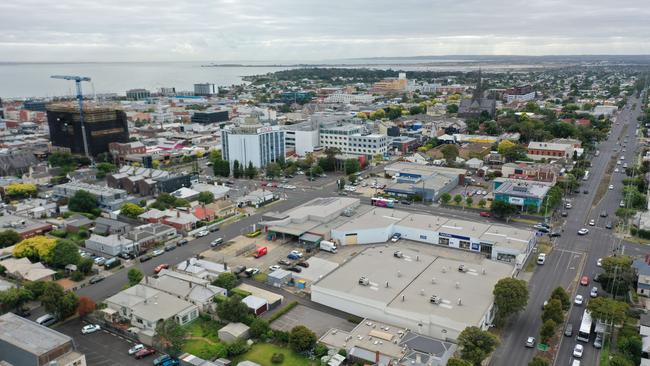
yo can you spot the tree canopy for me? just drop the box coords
[211,272,239,291]
[0,230,21,249]
[289,325,317,352]
[68,190,100,216]
[217,295,250,323]
[49,240,81,268]
[197,191,215,205]
[120,202,145,218]
[155,318,187,358]
[493,278,528,325]
[587,297,629,325]
[127,268,144,287]
[13,236,57,263]
[457,326,499,366]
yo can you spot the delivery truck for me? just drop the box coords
[320,240,337,253]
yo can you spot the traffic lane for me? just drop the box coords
[56,318,145,366]
[492,248,582,366]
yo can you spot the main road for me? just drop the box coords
[491,94,647,366]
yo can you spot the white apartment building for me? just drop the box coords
[506,91,536,103]
[221,118,285,168]
[325,93,376,104]
[320,124,388,157]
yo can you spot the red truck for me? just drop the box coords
[253,246,268,258]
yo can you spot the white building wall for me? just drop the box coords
[226,133,262,167]
[294,129,319,156]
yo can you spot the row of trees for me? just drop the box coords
[439,192,488,209]
[0,281,87,321]
[12,235,93,271]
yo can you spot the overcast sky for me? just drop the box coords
[1,0,649,62]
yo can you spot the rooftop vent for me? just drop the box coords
[359,277,370,286]
[430,295,442,304]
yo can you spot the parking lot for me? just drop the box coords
[270,304,355,336]
[56,318,148,366]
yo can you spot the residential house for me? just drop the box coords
[139,209,198,233]
[191,183,231,200]
[192,206,216,222]
[175,258,227,280]
[206,200,238,219]
[104,284,199,336]
[127,223,177,247]
[85,234,138,256]
[7,199,57,219]
[144,269,226,312]
[501,163,558,184]
[171,187,200,202]
[1,257,56,282]
[94,217,131,236]
[633,255,650,297]
[526,141,576,161]
[63,215,93,232]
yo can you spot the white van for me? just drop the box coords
[572,359,581,366]
[537,253,546,265]
[36,313,57,327]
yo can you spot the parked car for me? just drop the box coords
[233,265,247,275]
[128,344,145,355]
[594,334,603,349]
[35,313,57,327]
[596,258,603,267]
[590,287,598,298]
[89,275,104,284]
[210,238,224,247]
[286,266,302,273]
[605,222,613,229]
[561,211,568,217]
[244,268,260,277]
[139,254,152,263]
[195,230,209,237]
[564,323,573,337]
[135,348,156,359]
[479,211,491,217]
[580,276,589,286]
[152,249,164,257]
[154,263,169,274]
[153,355,171,365]
[391,233,402,242]
[118,252,134,260]
[93,256,106,265]
[164,244,176,252]
[537,253,546,265]
[278,259,291,266]
[81,324,101,334]
[296,261,309,268]
[269,265,281,272]
[176,239,189,246]
[549,232,561,237]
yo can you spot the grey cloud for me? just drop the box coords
[0,0,649,61]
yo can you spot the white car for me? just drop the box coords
[573,344,584,358]
[81,324,101,334]
[574,294,584,305]
[608,184,614,190]
[151,249,164,257]
[289,250,303,258]
[588,219,595,226]
[577,228,589,235]
[269,265,281,271]
[195,230,209,237]
[596,258,603,267]
[93,256,106,265]
[128,344,145,355]
[284,185,296,190]
[614,168,619,173]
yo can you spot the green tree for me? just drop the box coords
[528,357,550,366]
[212,158,231,177]
[226,339,250,357]
[120,202,145,219]
[490,201,518,219]
[344,158,361,175]
[550,287,571,311]
[457,326,499,366]
[95,162,116,179]
[447,359,471,366]
[154,318,187,358]
[245,161,258,179]
[0,230,21,248]
[542,299,564,324]
[539,319,556,343]
[441,144,459,163]
[478,199,486,208]
[68,190,99,215]
[0,287,33,313]
[78,258,94,274]
[310,165,324,177]
[466,197,473,207]
[41,282,78,320]
[49,240,81,268]
[217,295,250,323]
[447,104,459,114]
[265,162,282,178]
[249,317,271,339]
[232,160,242,179]
[197,191,215,205]
[453,194,463,205]
[609,354,634,366]
[211,272,239,291]
[587,297,629,326]
[493,278,529,326]
[127,268,144,287]
[24,280,47,299]
[617,335,642,365]
[440,192,452,205]
[289,325,317,353]
[599,256,636,297]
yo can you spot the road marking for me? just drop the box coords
[554,248,584,255]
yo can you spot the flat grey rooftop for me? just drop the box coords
[335,207,410,232]
[0,312,71,356]
[314,244,513,326]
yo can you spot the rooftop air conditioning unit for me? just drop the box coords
[430,295,442,304]
[358,277,370,286]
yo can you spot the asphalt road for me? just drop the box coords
[492,94,648,366]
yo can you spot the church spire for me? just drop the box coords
[473,67,483,100]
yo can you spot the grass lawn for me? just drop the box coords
[183,339,227,360]
[600,339,610,366]
[235,343,316,366]
[184,317,223,343]
[253,272,268,283]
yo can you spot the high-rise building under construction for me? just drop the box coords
[47,103,129,156]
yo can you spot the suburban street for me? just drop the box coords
[492,94,648,366]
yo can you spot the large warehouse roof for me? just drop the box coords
[313,245,513,328]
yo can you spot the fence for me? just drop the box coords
[235,243,257,256]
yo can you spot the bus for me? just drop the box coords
[371,197,395,208]
[576,309,593,342]
[583,171,590,181]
